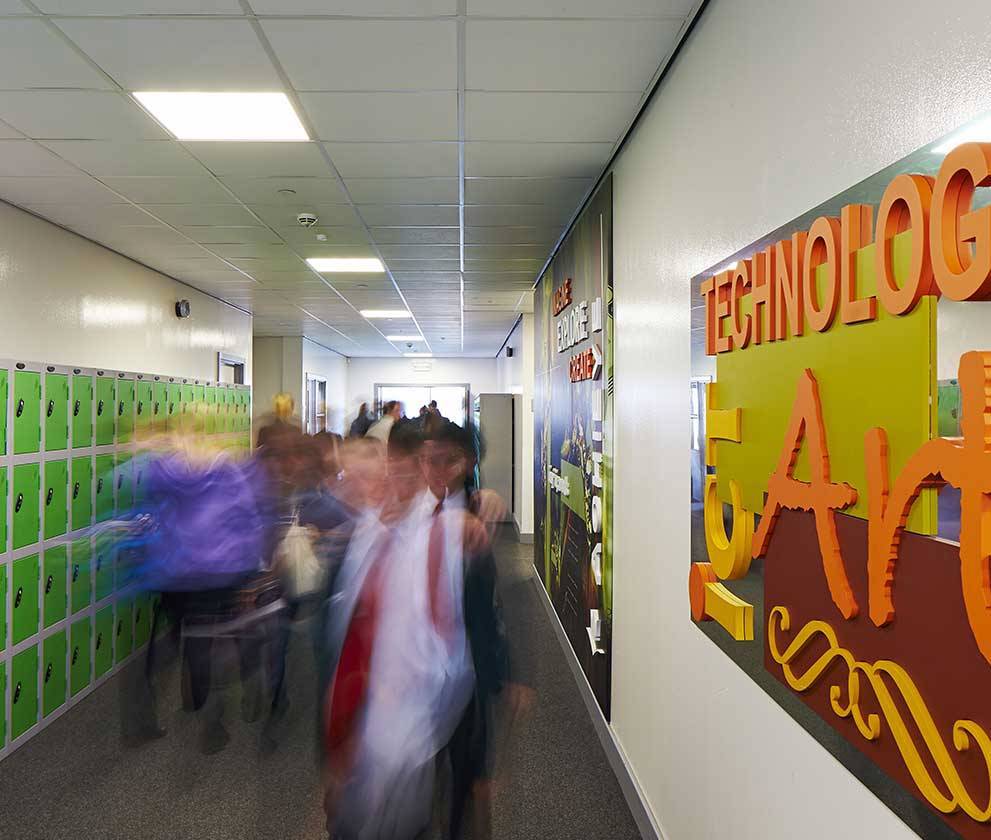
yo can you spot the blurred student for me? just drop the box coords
[365,400,401,444]
[348,402,373,438]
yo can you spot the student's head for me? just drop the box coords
[387,422,424,505]
[421,421,474,498]
[358,402,368,416]
[428,400,438,412]
[419,405,428,417]
[382,400,401,419]
[340,437,387,510]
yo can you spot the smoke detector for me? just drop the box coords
[296,212,318,227]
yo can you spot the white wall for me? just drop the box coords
[0,201,251,381]
[302,338,348,434]
[495,316,535,537]
[251,336,290,422]
[609,1,991,838]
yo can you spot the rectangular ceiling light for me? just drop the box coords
[387,335,425,342]
[932,116,991,153]
[307,257,384,273]
[360,309,412,318]
[404,353,432,358]
[133,91,308,141]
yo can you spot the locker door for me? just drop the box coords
[0,660,5,747]
[94,536,113,602]
[181,383,195,430]
[114,453,133,512]
[43,459,68,540]
[116,545,137,592]
[133,455,147,506]
[117,379,135,444]
[69,617,91,696]
[71,374,93,449]
[13,370,41,455]
[152,382,167,433]
[70,456,92,531]
[11,646,39,740]
[42,630,67,717]
[94,606,113,677]
[0,368,8,455]
[70,538,91,614]
[12,462,40,550]
[0,562,6,651]
[12,554,39,645]
[115,599,133,664]
[42,544,67,628]
[134,594,152,648]
[204,386,217,434]
[0,466,7,551]
[193,384,205,419]
[165,382,180,431]
[135,380,153,434]
[94,376,115,446]
[44,372,69,452]
[94,454,114,523]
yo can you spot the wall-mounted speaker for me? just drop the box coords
[506,347,514,357]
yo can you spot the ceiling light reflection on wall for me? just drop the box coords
[386,335,425,342]
[932,117,991,153]
[132,92,308,141]
[360,309,412,318]
[307,257,384,273]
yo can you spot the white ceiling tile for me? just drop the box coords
[24,202,154,228]
[0,175,121,205]
[42,140,206,176]
[0,91,167,140]
[251,0,455,13]
[254,272,324,288]
[466,244,549,260]
[345,177,458,205]
[301,92,457,142]
[0,140,81,176]
[0,120,23,139]
[465,176,591,205]
[179,226,281,245]
[102,176,238,204]
[0,20,115,90]
[465,225,559,244]
[384,259,460,272]
[210,242,295,260]
[37,1,241,11]
[250,203,362,228]
[465,142,612,177]
[392,271,461,284]
[466,92,641,142]
[230,257,306,272]
[277,225,370,245]
[185,142,330,178]
[465,203,574,226]
[54,19,282,90]
[358,204,458,226]
[325,142,458,178]
[467,0,693,16]
[0,0,27,11]
[295,243,381,259]
[465,258,543,272]
[142,203,260,226]
[221,176,348,205]
[464,272,536,287]
[369,227,459,245]
[466,19,681,91]
[261,19,456,91]
[379,244,459,260]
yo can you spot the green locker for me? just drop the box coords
[12,463,40,550]
[43,459,68,540]
[133,456,147,505]
[12,554,39,645]
[204,386,217,434]
[0,562,6,651]
[115,453,133,512]
[134,594,152,648]
[152,381,167,432]
[70,617,91,696]
[44,372,69,452]
[0,660,5,746]
[42,630,67,717]
[135,380,153,433]
[181,383,195,429]
[115,599,133,664]
[165,382,180,431]
[11,646,38,740]
[13,369,41,455]
[95,376,115,446]
[70,538,91,614]
[94,454,114,523]
[0,467,7,551]
[42,544,67,628]
[70,456,92,531]
[0,368,8,455]
[117,378,135,444]
[94,536,113,601]
[94,606,113,677]
[116,545,138,592]
[72,374,93,448]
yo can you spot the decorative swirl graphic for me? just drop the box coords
[769,606,991,822]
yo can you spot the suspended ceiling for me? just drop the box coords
[0,0,697,357]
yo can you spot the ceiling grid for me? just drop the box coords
[0,0,698,356]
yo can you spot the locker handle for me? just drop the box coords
[96,478,103,494]
[154,401,159,415]
[47,399,54,418]
[118,400,124,416]
[96,632,102,650]
[117,474,123,490]
[73,399,80,417]
[116,620,122,637]
[72,564,79,583]
[135,608,141,623]
[15,492,22,512]
[168,403,174,415]
[97,399,104,416]
[45,663,52,684]
[46,487,53,506]
[13,682,20,704]
[15,586,22,608]
[137,401,143,416]
[72,647,79,665]
[16,397,23,417]
[45,574,53,594]
[72,482,79,499]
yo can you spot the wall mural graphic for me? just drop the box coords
[535,176,613,716]
[690,129,991,838]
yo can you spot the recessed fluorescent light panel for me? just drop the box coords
[133,92,308,141]
[404,353,432,358]
[360,309,412,319]
[307,257,384,273]
[387,335,425,342]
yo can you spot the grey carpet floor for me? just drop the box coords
[0,534,640,840]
